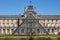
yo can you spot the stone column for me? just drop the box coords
[6,29,7,34]
[10,29,12,34]
[1,28,3,34]
[50,29,52,34]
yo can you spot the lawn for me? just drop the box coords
[0,34,60,40]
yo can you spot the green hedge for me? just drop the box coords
[0,38,52,40]
[38,38,51,40]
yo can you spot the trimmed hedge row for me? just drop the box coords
[0,37,60,40]
[0,38,52,40]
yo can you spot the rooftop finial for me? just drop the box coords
[29,0,32,5]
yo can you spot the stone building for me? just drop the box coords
[0,5,60,35]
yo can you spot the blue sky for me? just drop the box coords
[0,0,60,15]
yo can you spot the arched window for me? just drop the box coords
[55,23,59,27]
[52,23,55,27]
[21,29,24,33]
[11,29,14,33]
[52,29,54,33]
[14,24,17,27]
[47,29,49,32]
[54,23,59,30]
[46,23,50,27]
[7,29,10,33]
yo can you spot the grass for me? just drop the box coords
[0,34,59,40]
[0,34,60,38]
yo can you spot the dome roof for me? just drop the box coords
[24,5,36,12]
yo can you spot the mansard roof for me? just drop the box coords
[38,15,60,19]
[0,15,60,19]
[0,15,19,18]
[0,15,20,19]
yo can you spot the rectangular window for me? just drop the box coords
[52,29,54,33]
[37,29,40,33]
[7,29,10,33]
[47,29,49,32]
[11,29,13,33]
[3,29,5,34]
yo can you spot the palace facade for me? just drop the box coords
[0,5,60,35]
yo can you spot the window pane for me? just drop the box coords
[37,29,40,33]
[21,29,24,33]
